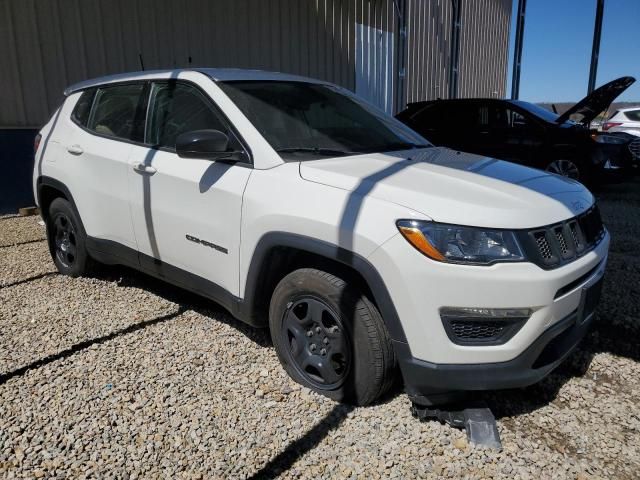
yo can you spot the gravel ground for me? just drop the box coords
[1,179,639,479]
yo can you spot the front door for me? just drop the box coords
[489,105,543,165]
[127,80,252,296]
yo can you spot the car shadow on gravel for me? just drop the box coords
[0,271,57,289]
[0,238,46,249]
[93,265,273,348]
[247,403,356,479]
[0,307,185,386]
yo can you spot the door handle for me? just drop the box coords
[133,163,157,174]
[67,144,84,155]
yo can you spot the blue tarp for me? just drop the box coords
[0,129,38,214]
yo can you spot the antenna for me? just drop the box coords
[138,53,145,71]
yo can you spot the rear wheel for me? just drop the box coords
[47,198,95,277]
[269,268,396,406]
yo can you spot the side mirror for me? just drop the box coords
[175,129,247,162]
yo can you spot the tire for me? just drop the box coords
[47,198,95,277]
[269,268,396,406]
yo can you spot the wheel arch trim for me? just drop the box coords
[240,232,408,343]
[36,176,85,230]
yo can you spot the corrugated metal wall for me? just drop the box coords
[458,0,512,98]
[403,0,511,103]
[405,0,453,103]
[0,0,511,128]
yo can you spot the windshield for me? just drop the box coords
[511,101,561,123]
[219,81,431,159]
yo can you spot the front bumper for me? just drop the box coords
[396,298,597,403]
[368,228,609,400]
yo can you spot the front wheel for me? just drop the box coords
[269,268,396,406]
[545,158,585,181]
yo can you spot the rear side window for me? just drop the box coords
[88,84,146,141]
[71,89,96,127]
[624,110,640,121]
[147,82,239,150]
[444,103,488,129]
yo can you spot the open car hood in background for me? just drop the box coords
[557,76,635,125]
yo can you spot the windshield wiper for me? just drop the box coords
[276,147,360,157]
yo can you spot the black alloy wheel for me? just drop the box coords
[269,268,396,406]
[53,213,77,269]
[546,159,581,180]
[281,296,351,389]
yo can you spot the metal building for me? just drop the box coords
[1,0,511,129]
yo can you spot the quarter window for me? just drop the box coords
[442,103,488,129]
[71,89,96,127]
[88,84,145,141]
[624,110,640,121]
[147,82,238,150]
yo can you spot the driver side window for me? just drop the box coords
[147,82,238,150]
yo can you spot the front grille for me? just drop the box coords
[554,227,569,256]
[534,231,553,259]
[629,138,640,161]
[517,205,605,269]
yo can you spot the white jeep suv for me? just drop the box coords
[33,69,609,406]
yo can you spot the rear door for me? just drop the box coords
[126,79,252,296]
[58,83,146,251]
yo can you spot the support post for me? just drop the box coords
[510,0,526,99]
[448,0,462,99]
[393,0,407,113]
[588,0,605,94]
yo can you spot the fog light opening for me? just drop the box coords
[440,307,531,346]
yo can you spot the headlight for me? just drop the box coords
[593,134,627,145]
[396,220,525,265]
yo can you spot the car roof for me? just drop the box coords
[616,106,640,112]
[64,68,327,96]
[406,98,510,107]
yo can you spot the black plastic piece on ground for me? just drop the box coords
[411,404,466,428]
[411,401,502,449]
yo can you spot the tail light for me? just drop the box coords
[602,122,622,131]
[34,133,42,155]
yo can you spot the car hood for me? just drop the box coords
[298,147,594,229]
[557,76,635,125]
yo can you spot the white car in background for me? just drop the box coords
[603,107,640,137]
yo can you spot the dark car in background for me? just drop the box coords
[396,77,636,183]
